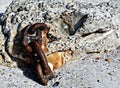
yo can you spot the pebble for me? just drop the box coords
[105,58,111,63]
[52,81,60,87]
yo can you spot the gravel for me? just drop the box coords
[0,47,120,88]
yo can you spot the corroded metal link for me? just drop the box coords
[29,41,55,78]
[18,23,54,85]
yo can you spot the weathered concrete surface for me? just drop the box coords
[0,0,120,88]
[0,0,120,65]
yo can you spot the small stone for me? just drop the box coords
[96,57,102,60]
[105,58,111,63]
[104,49,109,53]
[104,49,112,53]
[97,80,100,82]
[108,73,112,76]
[9,74,12,77]
[52,81,60,87]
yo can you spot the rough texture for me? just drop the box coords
[0,46,120,88]
[0,0,120,88]
[0,0,120,66]
[0,23,15,66]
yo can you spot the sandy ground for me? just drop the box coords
[0,0,120,88]
[0,47,120,88]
